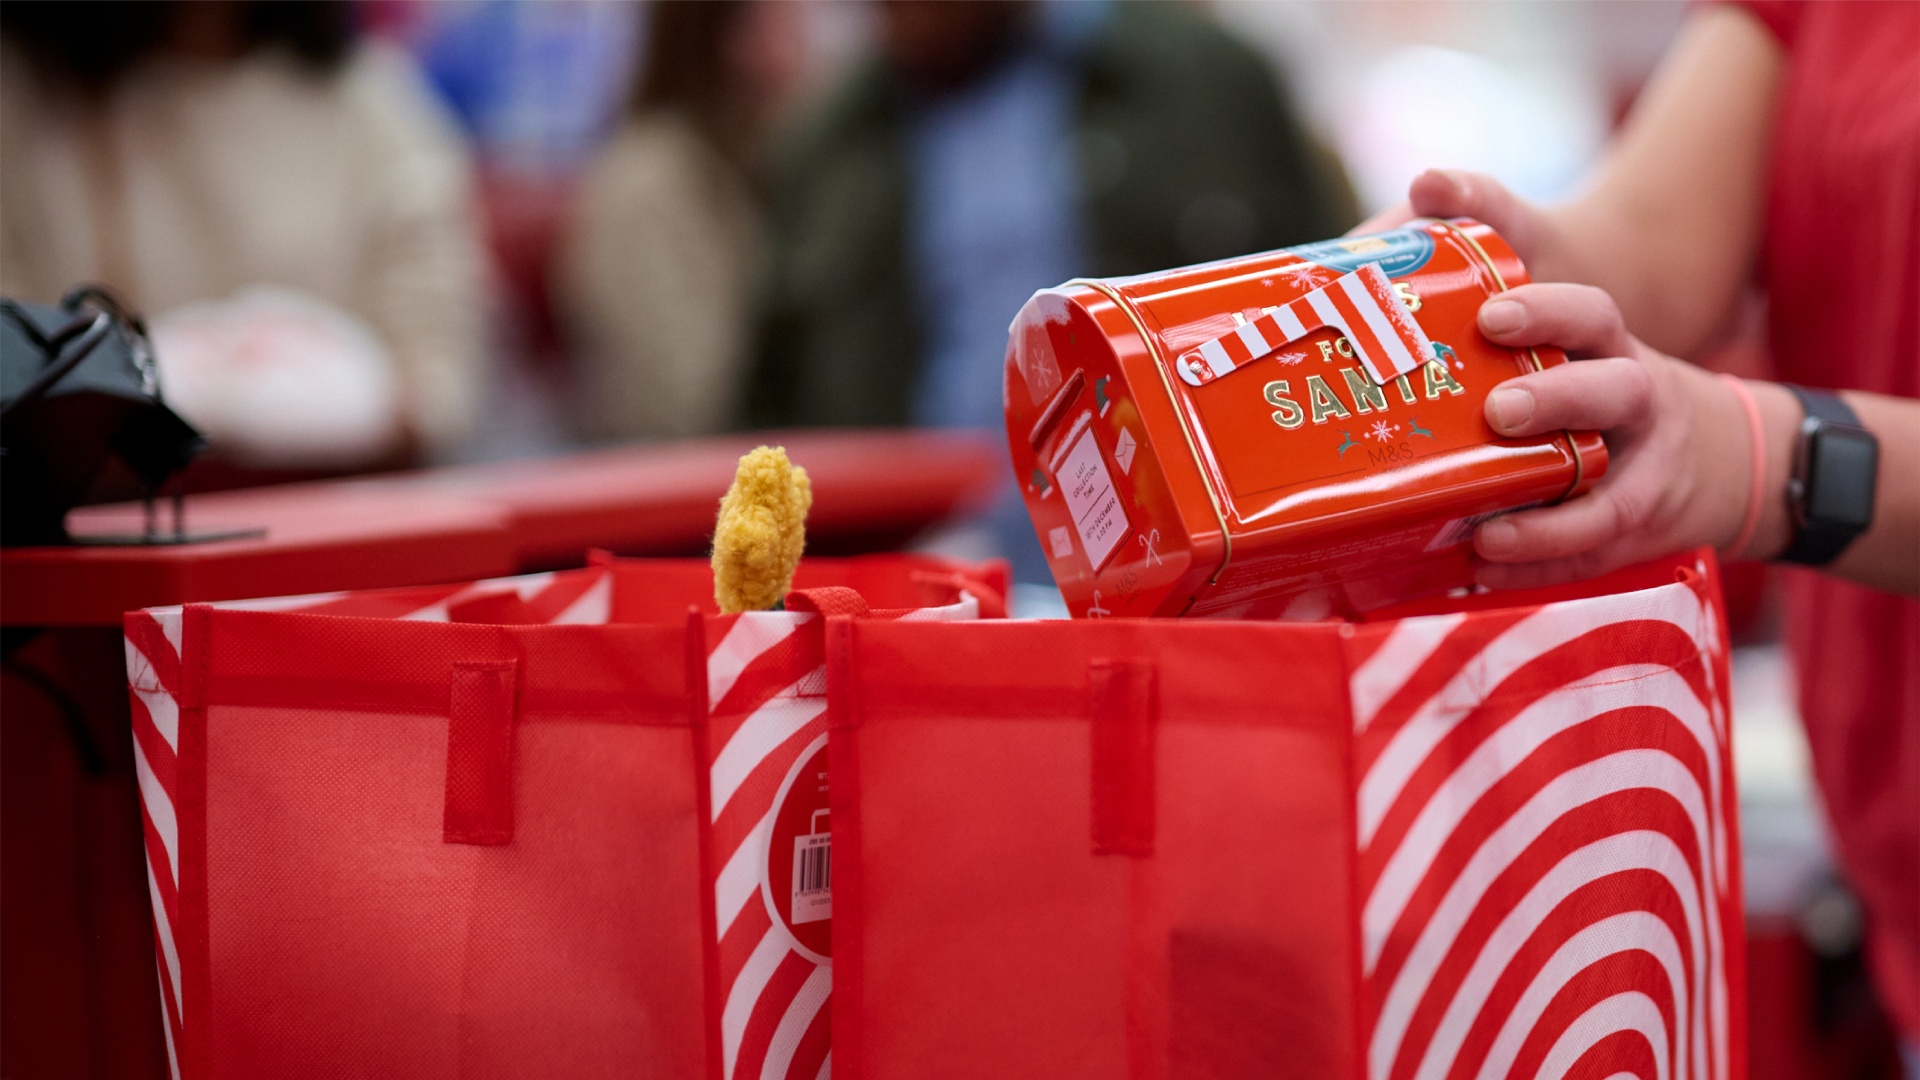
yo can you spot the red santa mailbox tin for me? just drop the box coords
[1004,218,1608,619]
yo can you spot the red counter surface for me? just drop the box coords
[2,429,1001,628]
[351,428,1003,569]
[3,487,515,628]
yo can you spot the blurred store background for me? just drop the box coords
[0,1,1903,1076]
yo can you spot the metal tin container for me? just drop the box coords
[1003,218,1608,619]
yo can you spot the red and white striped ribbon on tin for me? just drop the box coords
[1176,262,1433,388]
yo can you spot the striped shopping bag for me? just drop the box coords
[123,556,1001,1080]
[826,550,1745,1080]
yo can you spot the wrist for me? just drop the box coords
[1717,374,1767,559]
[1740,380,1801,561]
[1680,363,1761,556]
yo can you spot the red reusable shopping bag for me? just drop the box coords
[121,555,1001,1080]
[828,550,1745,1080]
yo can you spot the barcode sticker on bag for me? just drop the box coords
[791,833,831,925]
[1424,502,1541,552]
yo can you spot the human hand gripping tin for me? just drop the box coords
[1003,218,1609,619]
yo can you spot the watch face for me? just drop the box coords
[1805,424,1878,530]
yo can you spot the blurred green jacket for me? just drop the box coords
[745,2,1357,429]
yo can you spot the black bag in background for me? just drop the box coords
[1,287,204,545]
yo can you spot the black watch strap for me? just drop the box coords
[1781,384,1878,566]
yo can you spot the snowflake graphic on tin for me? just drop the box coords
[1368,419,1401,443]
[1276,350,1307,366]
[1280,262,1331,288]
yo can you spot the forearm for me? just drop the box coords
[1538,6,1783,355]
[1733,383,1920,594]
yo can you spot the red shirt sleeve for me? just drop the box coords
[1722,0,1803,45]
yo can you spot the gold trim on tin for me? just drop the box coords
[1434,219,1588,504]
[1071,278,1234,587]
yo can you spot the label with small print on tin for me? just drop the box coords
[1286,226,1436,279]
[1057,419,1130,571]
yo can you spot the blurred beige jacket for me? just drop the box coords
[556,111,759,442]
[0,42,485,449]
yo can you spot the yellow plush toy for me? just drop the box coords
[712,446,812,614]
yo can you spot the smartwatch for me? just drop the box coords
[1780,384,1878,566]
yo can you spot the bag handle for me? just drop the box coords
[1089,659,1156,856]
[443,659,519,845]
[784,587,870,617]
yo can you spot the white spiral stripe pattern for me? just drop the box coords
[708,613,807,708]
[1540,993,1670,1080]
[132,735,180,882]
[1367,787,1712,1080]
[153,608,184,653]
[1363,671,1716,969]
[762,965,831,1080]
[550,572,613,623]
[1354,577,1733,1080]
[708,687,826,821]
[157,964,182,1080]
[715,809,775,939]
[1351,613,1467,733]
[1408,832,1704,1080]
[1359,586,1704,843]
[125,615,186,1080]
[145,857,184,1025]
[1367,750,1712,1076]
[1473,912,1686,1080]
[721,928,789,1080]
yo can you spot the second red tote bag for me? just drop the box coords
[826,552,1744,1080]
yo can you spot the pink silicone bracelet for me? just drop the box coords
[1719,374,1766,560]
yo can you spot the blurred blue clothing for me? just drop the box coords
[907,3,1105,581]
[906,13,1099,430]
[404,1,638,176]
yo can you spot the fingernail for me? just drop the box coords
[1487,387,1533,432]
[1480,299,1525,335]
[1477,518,1519,556]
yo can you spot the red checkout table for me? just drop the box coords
[0,430,1000,1080]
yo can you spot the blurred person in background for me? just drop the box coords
[0,0,485,472]
[1365,3,1918,1072]
[747,0,1356,580]
[556,0,801,444]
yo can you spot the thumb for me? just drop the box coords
[1408,169,1543,261]
[1349,200,1417,237]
